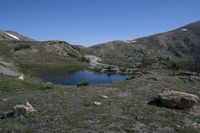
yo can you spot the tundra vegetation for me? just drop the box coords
[0,22,200,132]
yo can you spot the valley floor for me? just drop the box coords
[0,69,200,133]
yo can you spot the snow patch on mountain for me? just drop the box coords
[125,40,137,43]
[181,28,188,31]
[6,32,20,40]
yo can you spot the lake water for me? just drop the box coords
[39,70,129,85]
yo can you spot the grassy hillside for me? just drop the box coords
[86,21,200,72]
[0,40,88,76]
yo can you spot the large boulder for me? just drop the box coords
[158,90,199,109]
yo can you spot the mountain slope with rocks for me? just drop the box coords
[86,21,200,72]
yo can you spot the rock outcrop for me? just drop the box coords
[14,102,37,117]
[158,90,199,109]
[0,102,37,119]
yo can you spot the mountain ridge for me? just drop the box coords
[1,20,200,74]
[86,20,200,71]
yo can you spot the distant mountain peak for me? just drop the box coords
[0,30,35,41]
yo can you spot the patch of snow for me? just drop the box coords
[125,40,137,43]
[93,102,102,106]
[18,74,24,80]
[181,29,188,31]
[6,32,20,40]
[131,40,137,43]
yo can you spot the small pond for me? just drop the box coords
[38,70,129,85]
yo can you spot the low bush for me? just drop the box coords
[76,81,90,87]
[13,45,31,52]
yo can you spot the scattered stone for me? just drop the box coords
[180,71,199,76]
[0,98,8,102]
[93,102,102,106]
[193,122,198,125]
[189,76,199,82]
[179,72,200,82]
[189,106,200,116]
[14,102,37,117]
[192,122,200,129]
[158,90,199,109]
[100,95,109,99]
[150,76,160,81]
[135,116,141,120]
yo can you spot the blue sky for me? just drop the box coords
[0,0,200,46]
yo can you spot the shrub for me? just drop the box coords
[76,81,90,87]
[170,63,181,70]
[13,45,31,52]
[40,83,54,90]
[79,57,90,62]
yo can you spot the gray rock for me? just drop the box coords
[93,102,102,106]
[158,90,199,109]
[150,76,160,81]
[189,106,200,116]
[0,98,8,102]
[189,76,200,82]
[181,71,199,76]
[100,95,109,99]
[13,102,37,117]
